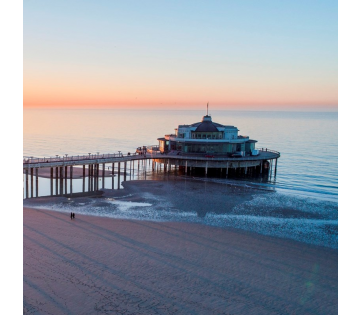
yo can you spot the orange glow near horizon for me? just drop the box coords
[24,101,338,111]
[23,80,338,110]
[23,99,338,110]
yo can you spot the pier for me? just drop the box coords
[23,148,280,199]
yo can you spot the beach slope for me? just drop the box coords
[24,207,337,314]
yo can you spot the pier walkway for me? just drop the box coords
[23,148,280,199]
[23,148,279,169]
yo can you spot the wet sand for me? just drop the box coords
[24,205,337,314]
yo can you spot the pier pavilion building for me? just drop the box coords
[153,113,280,177]
[157,114,257,156]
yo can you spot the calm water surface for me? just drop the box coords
[23,109,338,247]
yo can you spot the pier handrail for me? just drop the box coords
[23,147,279,167]
[256,148,281,155]
[22,151,156,165]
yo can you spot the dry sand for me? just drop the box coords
[24,207,337,314]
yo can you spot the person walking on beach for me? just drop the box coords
[73,213,75,219]
[70,212,73,220]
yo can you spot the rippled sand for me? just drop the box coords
[24,206,337,314]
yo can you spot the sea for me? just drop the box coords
[23,109,338,248]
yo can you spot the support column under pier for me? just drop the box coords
[30,168,34,198]
[35,168,38,197]
[88,165,91,192]
[118,162,121,189]
[55,167,59,195]
[97,164,100,191]
[50,167,53,196]
[102,163,105,189]
[70,166,73,195]
[93,164,97,191]
[65,166,67,194]
[25,169,29,199]
[82,166,85,192]
[112,163,114,189]
[60,167,64,196]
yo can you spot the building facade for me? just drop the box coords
[157,115,257,156]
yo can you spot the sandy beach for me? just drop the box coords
[24,204,337,314]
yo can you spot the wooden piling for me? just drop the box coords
[30,168,34,198]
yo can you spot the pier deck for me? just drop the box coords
[23,148,279,169]
[23,148,280,198]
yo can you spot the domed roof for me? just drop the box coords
[191,115,223,132]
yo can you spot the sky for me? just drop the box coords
[23,0,338,111]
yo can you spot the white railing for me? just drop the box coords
[23,147,279,165]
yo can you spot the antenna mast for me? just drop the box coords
[207,102,209,116]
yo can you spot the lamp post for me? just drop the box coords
[56,155,59,161]
[65,154,68,161]
[88,153,91,159]
[118,151,121,157]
